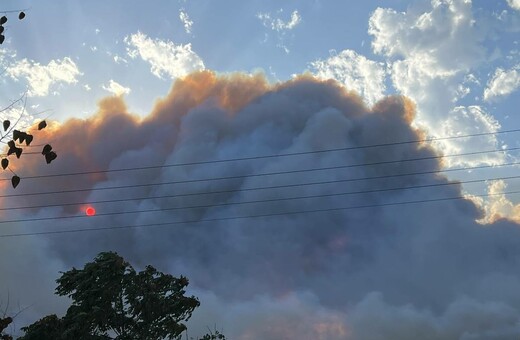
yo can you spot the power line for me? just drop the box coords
[0,145,517,199]
[2,169,520,213]
[0,188,516,239]
[2,172,518,224]
[0,130,517,181]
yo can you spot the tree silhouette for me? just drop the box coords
[19,252,226,340]
[0,316,13,340]
[1,10,57,189]
[1,8,56,339]
[0,9,25,45]
[1,98,57,189]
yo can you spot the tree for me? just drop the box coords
[0,316,13,340]
[19,252,225,340]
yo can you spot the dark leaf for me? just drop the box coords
[0,16,6,25]
[18,132,27,144]
[38,120,47,130]
[45,151,57,164]
[18,12,25,20]
[12,129,20,142]
[1,158,8,170]
[25,134,33,146]
[3,120,10,131]
[7,141,16,156]
[42,144,52,155]
[15,147,22,159]
[0,316,13,331]
[0,26,4,34]
[0,34,4,45]
[11,175,20,189]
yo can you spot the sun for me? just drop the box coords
[85,206,96,216]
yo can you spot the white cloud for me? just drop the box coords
[113,55,128,65]
[257,9,301,53]
[102,79,131,96]
[369,1,485,75]
[483,66,520,101]
[507,0,520,10]
[7,57,81,97]
[368,0,501,167]
[179,9,193,34]
[124,31,204,79]
[257,9,301,32]
[84,84,91,91]
[310,49,386,106]
[435,105,503,167]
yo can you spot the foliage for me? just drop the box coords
[1,10,57,188]
[1,96,57,189]
[198,330,226,340]
[19,252,224,340]
[16,315,63,340]
[1,10,25,45]
[0,316,13,340]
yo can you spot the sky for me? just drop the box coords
[1,0,520,339]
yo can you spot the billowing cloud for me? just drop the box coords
[124,31,204,79]
[369,0,505,167]
[507,0,520,11]
[484,66,520,101]
[3,72,520,339]
[179,9,193,34]
[6,57,81,97]
[101,79,131,96]
[469,179,520,224]
[310,49,386,106]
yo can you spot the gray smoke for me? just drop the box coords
[1,71,520,339]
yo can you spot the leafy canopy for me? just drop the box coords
[20,252,201,340]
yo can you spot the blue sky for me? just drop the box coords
[2,1,520,339]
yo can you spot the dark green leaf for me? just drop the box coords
[7,141,16,156]
[15,147,22,159]
[18,12,25,20]
[0,34,4,45]
[45,151,57,164]
[11,175,20,189]
[12,130,21,142]
[18,132,27,144]
[38,120,47,130]
[0,16,6,25]
[3,120,10,131]
[25,134,33,146]
[42,144,52,155]
[1,158,8,170]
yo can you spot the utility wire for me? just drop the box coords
[0,188,516,239]
[1,170,520,213]
[0,130,517,181]
[0,149,518,200]
[0,144,516,199]
[1,171,518,224]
